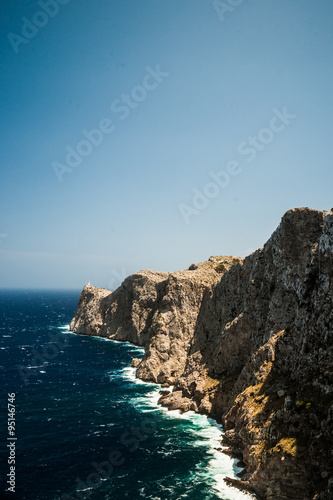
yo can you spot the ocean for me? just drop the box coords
[0,290,255,500]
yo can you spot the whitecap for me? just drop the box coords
[117,367,255,499]
[25,365,48,369]
[83,336,254,498]
[76,486,93,493]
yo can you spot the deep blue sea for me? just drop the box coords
[0,290,255,500]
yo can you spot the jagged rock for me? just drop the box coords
[131,358,141,368]
[70,285,111,336]
[158,390,198,413]
[70,256,240,385]
[159,390,171,396]
[70,207,333,499]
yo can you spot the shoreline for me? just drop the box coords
[69,326,256,499]
[69,208,333,499]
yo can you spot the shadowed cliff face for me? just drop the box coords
[70,257,241,384]
[70,208,333,500]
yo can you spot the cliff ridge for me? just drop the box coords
[70,208,333,499]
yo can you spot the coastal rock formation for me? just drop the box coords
[70,256,240,385]
[70,208,333,499]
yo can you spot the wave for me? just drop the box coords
[115,364,255,499]
[61,325,255,499]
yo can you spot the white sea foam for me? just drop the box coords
[161,409,255,498]
[73,332,255,498]
[88,335,112,342]
[58,324,70,330]
[119,366,157,387]
[191,415,255,499]
[117,364,255,499]
[25,364,49,369]
[106,338,146,354]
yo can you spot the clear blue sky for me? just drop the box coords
[1,0,333,289]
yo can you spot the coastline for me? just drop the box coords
[69,208,333,499]
[69,288,259,496]
[75,332,257,499]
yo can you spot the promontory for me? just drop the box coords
[70,207,333,499]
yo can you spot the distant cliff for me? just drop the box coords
[70,207,333,500]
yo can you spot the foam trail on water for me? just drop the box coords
[119,365,255,499]
[76,334,255,498]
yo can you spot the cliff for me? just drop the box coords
[70,207,333,499]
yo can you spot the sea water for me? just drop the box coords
[0,290,255,499]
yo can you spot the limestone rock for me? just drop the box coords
[131,358,141,368]
[70,207,333,499]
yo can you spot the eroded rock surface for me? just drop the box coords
[70,208,333,499]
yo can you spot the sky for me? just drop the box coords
[1,0,333,290]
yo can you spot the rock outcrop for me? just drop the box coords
[70,256,241,385]
[70,208,333,499]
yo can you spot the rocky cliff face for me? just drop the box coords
[70,208,333,500]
